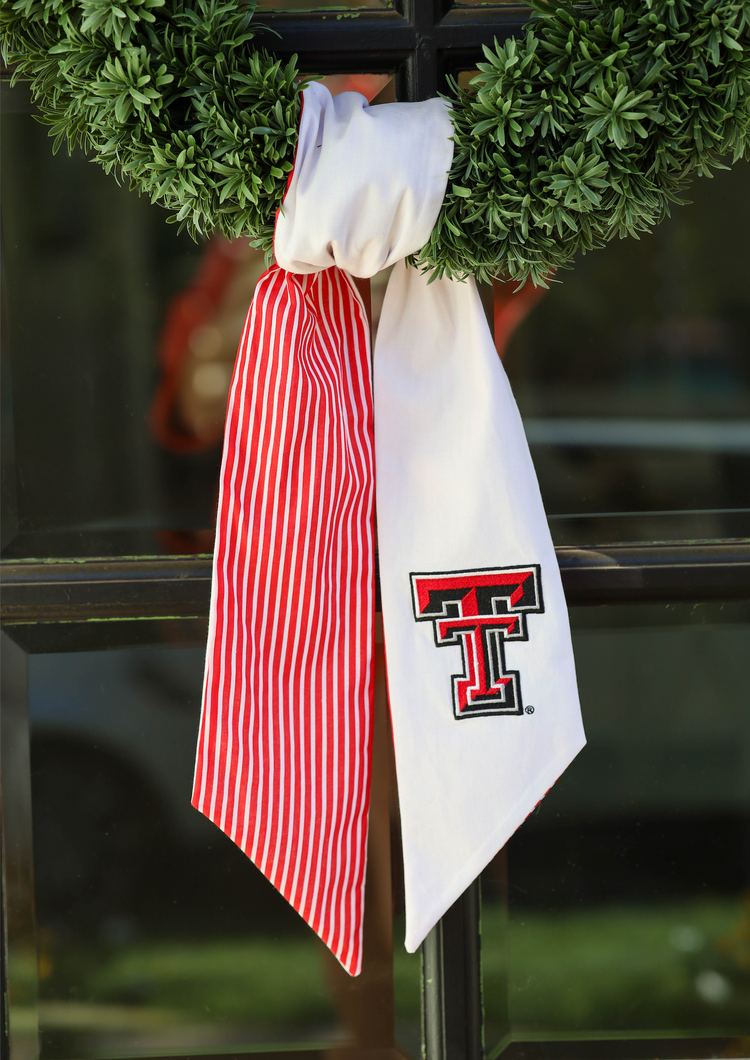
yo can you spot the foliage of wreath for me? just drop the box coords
[423,0,750,284]
[1,0,302,252]
[1,0,750,279]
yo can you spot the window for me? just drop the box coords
[2,1,750,1058]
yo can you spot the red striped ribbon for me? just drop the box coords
[192,264,376,975]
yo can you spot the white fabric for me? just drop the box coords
[375,264,586,949]
[275,82,586,954]
[275,82,453,276]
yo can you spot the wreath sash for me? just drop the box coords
[192,84,586,975]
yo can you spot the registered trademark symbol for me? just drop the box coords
[525,705,535,714]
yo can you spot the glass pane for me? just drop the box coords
[482,601,750,1055]
[2,81,227,560]
[1,77,399,562]
[500,162,750,546]
[0,620,420,1059]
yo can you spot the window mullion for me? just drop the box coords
[423,878,484,1060]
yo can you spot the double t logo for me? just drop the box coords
[410,566,544,720]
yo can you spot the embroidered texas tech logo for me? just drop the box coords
[410,566,544,720]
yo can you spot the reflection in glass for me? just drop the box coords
[16,628,419,1059]
[4,82,749,558]
[2,87,217,557]
[482,602,750,1053]
[1,77,401,561]
[502,162,750,545]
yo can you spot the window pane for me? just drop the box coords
[2,84,221,560]
[502,163,750,546]
[0,620,420,1059]
[1,78,401,562]
[482,601,750,1055]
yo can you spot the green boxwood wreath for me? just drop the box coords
[2,0,749,284]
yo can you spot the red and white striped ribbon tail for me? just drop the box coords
[192,264,376,976]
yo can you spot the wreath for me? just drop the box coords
[2,0,749,284]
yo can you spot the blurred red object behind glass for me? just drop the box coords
[492,275,549,361]
[150,236,267,453]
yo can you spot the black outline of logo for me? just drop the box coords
[410,565,544,720]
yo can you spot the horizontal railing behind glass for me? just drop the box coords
[2,541,750,623]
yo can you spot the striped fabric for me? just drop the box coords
[192,263,375,976]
